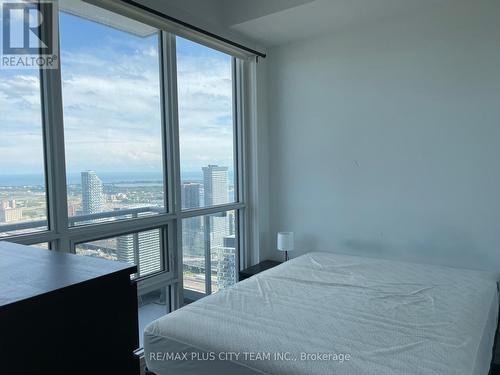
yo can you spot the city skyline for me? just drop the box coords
[0,164,234,232]
[69,167,236,293]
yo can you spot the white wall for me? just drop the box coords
[265,0,500,272]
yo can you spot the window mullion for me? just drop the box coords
[233,59,248,270]
[161,32,184,307]
[133,232,140,275]
[40,4,70,252]
[233,57,243,204]
[203,215,212,295]
[161,33,180,217]
[158,31,170,215]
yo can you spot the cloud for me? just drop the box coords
[176,48,234,172]
[0,71,45,173]
[0,23,236,176]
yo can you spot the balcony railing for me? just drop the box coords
[0,206,163,234]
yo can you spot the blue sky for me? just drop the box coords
[0,7,234,179]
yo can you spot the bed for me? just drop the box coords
[144,252,499,375]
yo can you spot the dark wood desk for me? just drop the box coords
[0,241,139,375]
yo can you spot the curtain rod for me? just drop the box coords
[119,0,266,59]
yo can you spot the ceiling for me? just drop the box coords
[221,0,452,47]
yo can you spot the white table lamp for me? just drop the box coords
[277,232,294,261]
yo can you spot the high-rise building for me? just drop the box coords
[227,211,235,236]
[117,229,162,277]
[215,235,237,291]
[0,200,22,223]
[181,183,202,251]
[182,216,203,254]
[202,165,229,206]
[181,183,201,209]
[210,213,227,249]
[67,205,77,217]
[203,165,230,250]
[116,234,135,265]
[81,171,103,216]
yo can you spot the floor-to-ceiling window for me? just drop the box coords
[0,69,47,237]
[59,10,165,225]
[0,0,247,346]
[177,36,240,299]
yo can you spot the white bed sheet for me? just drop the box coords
[144,252,499,375]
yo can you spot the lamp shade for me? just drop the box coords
[277,232,294,252]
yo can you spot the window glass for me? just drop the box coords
[183,210,237,295]
[0,69,47,237]
[177,37,236,209]
[75,228,164,278]
[59,6,165,226]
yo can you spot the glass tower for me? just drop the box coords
[202,165,229,206]
[81,170,103,216]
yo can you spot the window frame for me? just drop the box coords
[1,0,249,313]
[181,208,241,301]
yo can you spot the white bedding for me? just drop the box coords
[144,252,499,375]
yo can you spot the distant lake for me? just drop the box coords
[0,170,234,187]
[0,174,45,187]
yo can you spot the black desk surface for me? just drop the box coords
[0,241,136,307]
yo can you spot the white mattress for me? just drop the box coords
[144,252,499,375]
